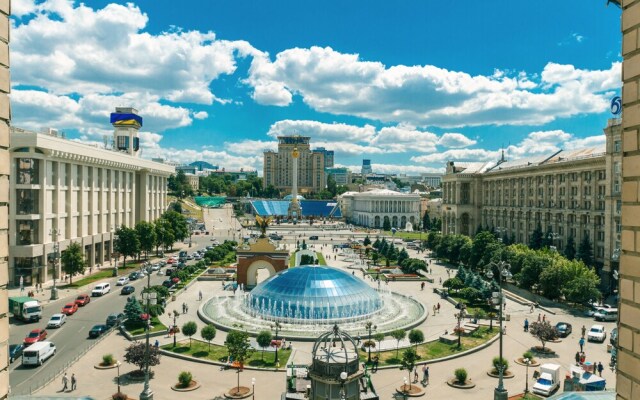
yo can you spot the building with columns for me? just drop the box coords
[339,189,421,229]
[442,119,622,290]
[8,110,174,287]
[263,136,326,194]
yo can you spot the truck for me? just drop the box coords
[9,296,42,322]
[532,363,561,397]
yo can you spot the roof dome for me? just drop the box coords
[245,265,382,323]
[283,194,305,200]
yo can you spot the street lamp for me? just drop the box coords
[271,322,282,364]
[251,377,255,400]
[140,265,156,400]
[189,225,193,248]
[339,371,348,400]
[523,358,531,394]
[402,377,408,400]
[365,321,377,363]
[116,361,122,394]
[50,229,60,300]
[455,306,465,348]
[172,310,179,348]
[485,261,512,400]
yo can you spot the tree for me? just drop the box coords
[400,347,418,390]
[397,248,409,266]
[529,222,543,250]
[529,320,559,351]
[124,342,161,371]
[423,212,431,231]
[363,236,371,246]
[538,262,566,300]
[256,331,272,360]
[469,232,497,270]
[124,297,144,324]
[154,218,175,254]
[576,233,594,267]
[60,242,86,284]
[390,329,406,359]
[541,225,553,248]
[182,321,198,348]
[564,235,576,260]
[442,277,463,294]
[383,217,391,231]
[371,252,379,266]
[492,356,510,373]
[162,210,189,242]
[562,260,601,304]
[373,333,385,356]
[225,330,253,393]
[408,329,424,355]
[114,225,140,268]
[135,221,156,260]
[327,174,338,197]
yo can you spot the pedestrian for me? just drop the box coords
[154,339,159,348]
[538,314,541,321]
[581,325,586,338]
[422,365,429,384]
[420,282,425,290]
[199,290,203,301]
[433,305,437,316]
[71,374,76,391]
[597,361,604,377]
[413,366,419,383]
[575,351,581,366]
[61,373,68,392]
[437,303,441,313]
[373,356,379,372]
[502,325,507,335]
[542,314,546,322]
[182,303,186,314]
[524,318,529,332]
[579,337,585,352]
[529,303,534,313]
[439,277,442,284]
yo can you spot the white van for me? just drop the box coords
[91,283,111,297]
[22,341,56,366]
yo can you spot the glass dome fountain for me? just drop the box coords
[243,265,382,323]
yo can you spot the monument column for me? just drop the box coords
[288,147,302,220]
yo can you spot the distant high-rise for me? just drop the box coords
[362,159,372,175]
[263,136,326,194]
[314,147,334,168]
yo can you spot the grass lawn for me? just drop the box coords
[361,327,496,366]
[381,231,426,240]
[316,252,326,265]
[125,316,167,336]
[182,198,204,221]
[162,340,292,368]
[289,253,296,267]
[450,295,493,315]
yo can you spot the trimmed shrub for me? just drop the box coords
[112,393,127,400]
[454,368,468,384]
[492,356,509,372]
[178,371,193,388]
[523,351,534,360]
[102,354,115,366]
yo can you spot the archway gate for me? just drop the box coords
[236,238,289,289]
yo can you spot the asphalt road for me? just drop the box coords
[8,240,210,396]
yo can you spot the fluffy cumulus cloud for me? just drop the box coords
[247,46,620,127]
[437,132,477,148]
[338,163,444,175]
[267,119,377,142]
[192,111,209,120]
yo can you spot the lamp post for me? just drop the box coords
[251,377,255,400]
[485,261,512,400]
[189,225,193,248]
[339,371,348,400]
[403,377,408,400]
[172,310,179,348]
[140,264,156,400]
[523,358,531,394]
[50,229,59,300]
[271,322,281,364]
[455,307,465,348]
[365,321,377,363]
[116,361,122,394]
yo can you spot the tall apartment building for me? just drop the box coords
[619,1,640,398]
[442,119,622,290]
[0,0,9,397]
[314,147,334,168]
[9,108,174,287]
[263,136,326,194]
[361,159,372,175]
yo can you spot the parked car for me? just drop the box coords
[105,313,125,328]
[162,279,175,288]
[24,329,47,345]
[47,313,67,329]
[88,324,109,338]
[75,294,91,307]
[9,344,24,363]
[158,260,167,267]
[611,327,618,347]
[116,276,129,286]
[186,254,194,260]
[309,235,319,240]
[128,272,140,281]
[61,303,78,315]
[194,254,203,260]
[587,325,607,342]
[120,285,135,295]
[594,308,618,322]
[150,263,161,271]
[91,283,111,296]
[555,322,572,338]
[165,268,175,276]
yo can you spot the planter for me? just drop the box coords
[530,346,557,356]
[94,362,118,370]
[111,393,136,400]
[224,386,252,399]
[395,384,425,397]
[171,380,201,392]
[487,369,515,379]
[514,358,540,367]
[125,370,155,382]
[446,378,476,389]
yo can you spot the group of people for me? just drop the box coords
[60,372,77,392]
[411,365,430,385]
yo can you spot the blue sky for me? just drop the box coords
[10,0,622,175]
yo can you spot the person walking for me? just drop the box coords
[71,374,76,391]
[575,351,581,366]
[542,314,546,322]
[524,318,529,332]
[437,303,441,313]
[597,361,604,377]
[413,366,419,383]
[422,365,429,385]
[198,290,203,301]
[579,337,585,352]
[537,313,541,321]
[581,325,586,338]
[61,373,68,392]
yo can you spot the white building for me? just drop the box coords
[339,189,421,229]
[9,108,174,287]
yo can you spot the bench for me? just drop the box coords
[439,334,458,344]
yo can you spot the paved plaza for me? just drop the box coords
[33,205,617,399]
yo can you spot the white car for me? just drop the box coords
[116,277,129,286]
[47,313,67,328]
[150,264,161,271]
[587,325,607,342]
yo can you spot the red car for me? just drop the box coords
[75,294,91,307]
[62,303,78,315]
[24,329,47,345]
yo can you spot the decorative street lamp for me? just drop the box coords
[365,321,377,363]
[172,310,179,348]
[251,377,256,400]
[271,322,282,364]
[455,306,465,348]
[485,261,512,400]
[339,371,348,400]
[523,358,531,394]
[116,361,122,394]
[50,229,60,300]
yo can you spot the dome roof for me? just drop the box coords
[245,265,382,322]
[283,194,305,200]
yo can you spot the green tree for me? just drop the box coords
[225,330,253,393]
[124,297,144,323]
[538,262,566,300]
[162,210,189,242]
[443,277,464,294]
[135,221,156,260]
[390,329,406,358]
[327,174,337,197]
[397,248,409,266]
[200,324,217,350]
[383,217,391,231]
[182,321,198,348]
[469,231,497,270]
[124,342,161,371]
[60,242,86,285]
[529,320,559,351]
[423,212,431,231]
[529,222,544,250]
[363,235,371,246]
[408,329,424,355]
[576,233,594,267]
[541,225,553,248]
[154,218,175,254]
[562,260,600,304]
[373,332,385,356]
[400,347,418,390]
[371,252,379,266]
[114,225,140,268]
[564,235,576,260]
[256,330,272,360]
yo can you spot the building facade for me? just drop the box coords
[619,2,640,398]
[421,173,442,188]
[326,167,352,185]
[186,173,199,191]
[314,147,334,168]
[0,0,9,397]
[9,126,174,287]
[263,136,326,194]
[361,159,372,175]
[442,120,621,289]
[339,189,421,229]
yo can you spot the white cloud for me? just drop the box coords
[267,120,377,142]
[338,163,444,175]
[438,132,477,148]
[563,134,606,150]
[192,111,209,120]
[11,0,38,17]
[411,148,498,164]
[225,139,277,155]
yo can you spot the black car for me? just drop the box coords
[128,272,140,280]
[105,313,125,328]
[162,279,175,288]
[120,285,135,295]
[89,324,109,338]
[309,235,319,240]
[165,268,175,276]
[9,344,24,363]
[555,322,573,338]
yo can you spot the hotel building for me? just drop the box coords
[442,119,622,290]
[263,136,326,194]
[9,108,174,287]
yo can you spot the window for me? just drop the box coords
[16,158,40,184]
[614,162,621,174]
[616,200,622,214]
[16,189,39,215]
[16,220,39,245]
[614,180,620,194]
[614,140,622,153]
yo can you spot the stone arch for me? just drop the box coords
[461,213,470,236]
[374,215,381,228]
[245,259,278,287]
[392,216,398,228]
[401,216,407,228]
